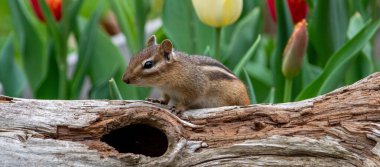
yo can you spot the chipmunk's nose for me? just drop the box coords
[122,74,130,84]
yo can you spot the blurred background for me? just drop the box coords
[0,0,379,104]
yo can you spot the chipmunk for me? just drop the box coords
[122,35,250,113]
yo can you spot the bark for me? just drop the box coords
[0,73,380,167]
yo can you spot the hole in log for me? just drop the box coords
[100,124,168,157]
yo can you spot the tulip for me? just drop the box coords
[282,19,308,78]
[192,0,243,60]
[192,0,243,27]
[267,0,308,24]
[31,0,62,22]
[281,19,308,102]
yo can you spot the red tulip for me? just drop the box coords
[282,19,308,79]
[266,0,308,24]
[31,0,62,22]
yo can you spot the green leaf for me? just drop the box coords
[109,78,123,100]
[347,13,365,39]
[134,0,150,49]
[109,0,140,54]
[89,82,109,99]
[108,0,149,53]
[39,0,70,99]
[63,0,83,39]
[35,46,60,99]
[88,29,124,86]
[113,69,140,100]
[220,23,236,53]
[265,88,275,104]
[245,62,272,86]
[301,56,322,88]
[270,0,293,103]
[233,35,261,76]
[349,0,369,21]
[70,8,102,99]
[344,54,371,85]
[86,28,147,100]
[296,19,380,100]
[162,0,194,53]
[309,0,349,66]
[345,13,374,84]
[0,0,12,48]
[152,27,167,42]
[243,69,257,104]
[202,46,211,56]
[80,0,101,18]
[318,20,378,95]
[39,0,63,54]
[225,7,262,68]
[0,35,26,97]
[244,62,271,102]
[87,29,125,99]
[194,15,215,54]
[162,0,214,54]
[9,0,49,93]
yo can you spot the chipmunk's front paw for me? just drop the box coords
[169,106,178,114]
[146,98,166,104]
[169,105,186,116]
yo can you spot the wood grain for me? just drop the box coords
[0,73,379,167]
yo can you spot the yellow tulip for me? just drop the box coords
[192,0,243,28]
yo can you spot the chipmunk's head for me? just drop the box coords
[122,35,175,86]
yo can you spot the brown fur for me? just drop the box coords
[123,36,250,112]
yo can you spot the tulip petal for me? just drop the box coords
[282,20,308,79]
[192,0,243,27]
[222,0,242,26]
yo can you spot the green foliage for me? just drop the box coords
[0,0,379,105]
[0,1,12,48]
[243,69,257,104]
[0,35,26,97]
[3,0,130,100]
[233,35,261,76]
[109,0,149,55]
[108,78,123,100]
[309,0,349,66]
[345,13,375,84]
[224,7,262,68]
[162,0,214,54]
[9,0,49,93]
[296,19,380,100]
[270,0,293,103]
[70,8,102,99]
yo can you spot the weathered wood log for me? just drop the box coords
[0,73,380,167]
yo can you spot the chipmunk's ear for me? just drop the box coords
[159,39,173,61]
[146,35,157,47]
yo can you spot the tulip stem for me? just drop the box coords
[57,46,68,99]
[214,27,221,60]
[284,78,292,102]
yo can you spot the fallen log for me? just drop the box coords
[0,73,380,167]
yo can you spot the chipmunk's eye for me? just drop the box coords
[143,60,154,69]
